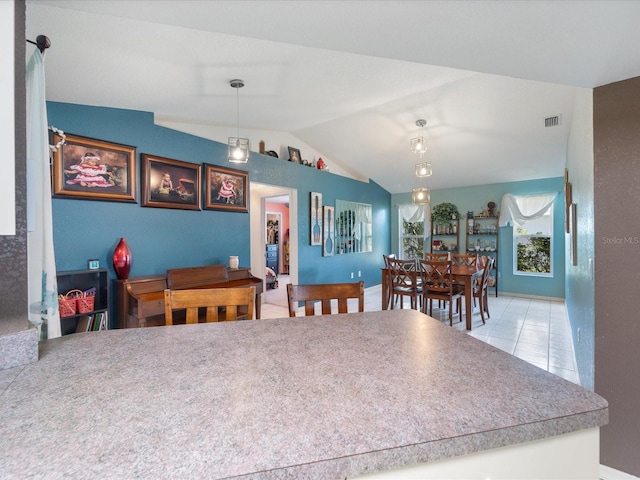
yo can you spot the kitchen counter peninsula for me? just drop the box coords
[0,310,607,479]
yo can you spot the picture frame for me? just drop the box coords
[322,205,335,256]
[310,192,323,246]
[88,259,100,270]
[203,164,249,213]
[51,133,137,202]
[141,154,201,210]
[288,146,301,164]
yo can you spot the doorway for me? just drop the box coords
[249,182,298,308]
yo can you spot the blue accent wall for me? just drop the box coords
[48,102,391,299]
[392,177,565,299]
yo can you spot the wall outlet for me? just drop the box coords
[350,272,354,279]
[358,271,361,277]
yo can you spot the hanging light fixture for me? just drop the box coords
[412,187,430,205]
[411,119,431,204]
[228,79,250,164]
[410,119,428,155]
[415,161,432,178]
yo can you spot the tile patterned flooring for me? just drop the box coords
[262,277,580,385]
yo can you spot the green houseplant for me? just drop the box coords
[431,202,461,226]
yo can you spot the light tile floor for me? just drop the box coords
[262,278,580,385]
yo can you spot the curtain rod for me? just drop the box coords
[26,35,51,53]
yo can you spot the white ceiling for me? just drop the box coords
[25,1,640,194]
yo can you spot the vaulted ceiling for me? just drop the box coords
[25,1,640,194]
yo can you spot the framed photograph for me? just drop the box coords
[88,259,100,270]
[310,192,323,246]
[52,133,137,202]
[288,146,301,164]
[203,164,248,213]
[322,205,335,257]
[141,154,201,210]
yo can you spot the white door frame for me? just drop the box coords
[249,183,298,303]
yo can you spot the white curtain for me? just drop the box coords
[26,48,60,339]
[498,193,556,227]
[399,203,431,237]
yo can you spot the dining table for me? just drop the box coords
[381,262,484,330]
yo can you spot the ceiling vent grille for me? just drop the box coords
[545,115,561,127]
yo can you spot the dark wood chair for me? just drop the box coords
[382,254,397,307]
[419,258,462,325]
[387,258,421,310]
[424,253,450,308]
[424,252,449,261]
[473,256,494,323]
[451,253,478,267]
[163,286,255,325]
[286,281,364,317]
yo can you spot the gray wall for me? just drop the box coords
[594,75,640,475]
[0,0,27,322]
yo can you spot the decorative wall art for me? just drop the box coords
[564,168,572,234]
[571,203,578,266]
[310,192,323,246]
[141,154,201,210]
[288,146,301,164]
[52,133,137,202]
[203,164,248,213]
[322,205,335,257]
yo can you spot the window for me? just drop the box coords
[500,193,555,277]
[399,204,428,260]
[514,211,553,276]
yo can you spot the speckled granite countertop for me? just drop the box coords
[0,310,607,479]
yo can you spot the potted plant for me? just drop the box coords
[431,202,461,226]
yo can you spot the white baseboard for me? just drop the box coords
[498,291,565,302]
[600,464,640,480]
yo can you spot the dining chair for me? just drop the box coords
[382,253,397,267]
[424,252,449,261]
[451,253,478,267]
[163,286,255,325]
[387,258,422,310]
[382,254,397,307]
[472,256,494,323]
[477,255,491,269]
[419,258,462,325]
[286,281,364,317]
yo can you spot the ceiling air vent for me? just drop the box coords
[545,115,561,128]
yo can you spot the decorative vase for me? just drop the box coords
[229,256,239,269]
[113,237,132,280]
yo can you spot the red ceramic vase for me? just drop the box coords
[113,237,132,280]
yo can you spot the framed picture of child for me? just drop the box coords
[203,164,248,213]
[51,133,137,202]
[141,154,201,210]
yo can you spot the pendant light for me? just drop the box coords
[410,119,428,155]
[411,119,431,204]
[415,161,432,178]
[228,79,250,163]
[412,186,430,205]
